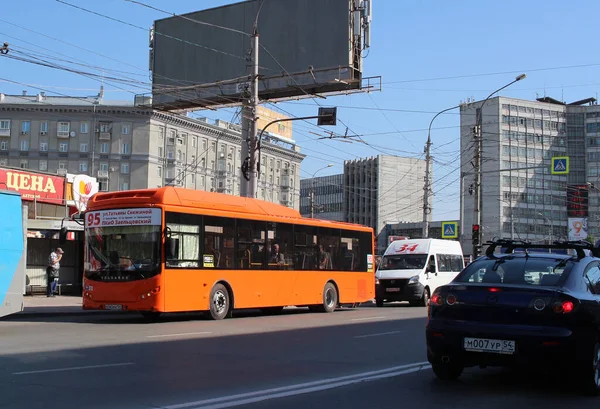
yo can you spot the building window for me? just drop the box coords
[121,163,129,174]
[122,124,130,135]
[57,121,70,137]
[191,173,195,184]
[158,146,163,158]
[40,121,48,133]
[120,182,129,191]
[121,143,130,154]
[177,150,182,161]
[0,120,10,130]
[39,160,48,171]
[79,162,88,172]
[192,136,197,148]
[80,143,88,152]
[21,121,31,133]
[100,143,109,154]
[0,141,7,151]
[0,158,7,166]
[20,140,29,151]
[99,123,111,133]
[99,181,108,192]
[59,142,68,152]
[157,166,162,178]
[100,163,109,171]
[58,161,67,170]
[39,142,48,152]
[80,122,89,134]
[20,160,28,169]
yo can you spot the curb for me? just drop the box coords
[6,310,125,319]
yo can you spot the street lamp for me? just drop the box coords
[310,164,333,218]
[422,104,460,238]
[472,73,526,257]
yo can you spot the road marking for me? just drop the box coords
[164,361,430,409]
[13,362,134,375]
[354,330,405,338]
[350,316,385,321]
[147,332,212,339]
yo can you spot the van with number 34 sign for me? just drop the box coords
[375,239,465,307]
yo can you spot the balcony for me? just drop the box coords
[166,158,177,165]
[97,170,109,179]
[57,132,70,139]
[57,169,67,176]
[0,129,10,137]
[98,132,111,140]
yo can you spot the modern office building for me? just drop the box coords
[0,89,305,209]
[344,155,427,235]
[460,95,600,253]
[299,173,344,220]
[300,155,427,241]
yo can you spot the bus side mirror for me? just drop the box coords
[59,227,68,244]
[165,237,178,259]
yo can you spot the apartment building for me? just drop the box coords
[460,95,600,253]
[0,89,305,209]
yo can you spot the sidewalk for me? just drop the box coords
[19,295,109,317]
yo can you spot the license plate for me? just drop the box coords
[386,288,401,292]
[104,304,123,310]
[464,337,515,355]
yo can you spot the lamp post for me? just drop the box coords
[422,104,460,238]
[472,73,526,257]
[310,164,333,218]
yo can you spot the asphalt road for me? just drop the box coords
[1,304,427,409]
[2,304,593,409]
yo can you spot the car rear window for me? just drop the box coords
[454,257,574,286]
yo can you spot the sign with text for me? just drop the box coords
[0,168,65,205]
[85,208,162,229]
[566,184,589,218]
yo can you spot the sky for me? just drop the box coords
[2,0,600,222]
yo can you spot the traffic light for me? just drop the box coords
[472,224,480,246]
[317,107,337,126]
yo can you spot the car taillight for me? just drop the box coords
[552,300,574,314]
[445,294,457,305]
[430,293,444,306]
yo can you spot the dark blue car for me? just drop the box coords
[426,240,600,396]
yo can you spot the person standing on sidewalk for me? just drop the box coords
[46,247,64,297]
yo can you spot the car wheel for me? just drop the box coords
[420,288,430,307]
[375,298,384,308]
[432,361,463,381]
[208,283,231,320]
[579,341,600,396]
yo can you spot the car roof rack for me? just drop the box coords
[484,238,600,259]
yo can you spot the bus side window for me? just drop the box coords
[237,220,266,269]
[294,225,317,270]
[317,227,340,270]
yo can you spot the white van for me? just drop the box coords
[375,238,465,307]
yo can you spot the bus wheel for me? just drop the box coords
[209,283,230,320]
[317,282,338,313]
[261,306,284,315]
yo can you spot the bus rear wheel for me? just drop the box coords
[315,282,338,313]
[209,283,231,320]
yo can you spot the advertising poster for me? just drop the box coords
[568,217,588,240]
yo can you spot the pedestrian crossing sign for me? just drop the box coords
[441,221,458,239]
[551,156,569,175]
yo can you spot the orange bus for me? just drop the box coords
[82,187,375,320]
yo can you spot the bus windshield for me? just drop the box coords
[379,254,427,270]
[85,225,161,281]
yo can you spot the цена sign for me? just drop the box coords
[0,168,65,205]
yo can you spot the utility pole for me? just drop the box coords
[472,116,482,257]
[247,30,260,198]
[422,136,432,238]
[310,184,315,218]
[241,29,260,198]
[471,73,526,258]
[423,105,459,238]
